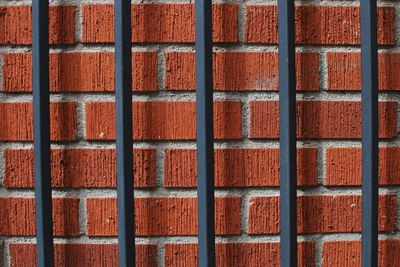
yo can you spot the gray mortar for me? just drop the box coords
[0,0,400,266]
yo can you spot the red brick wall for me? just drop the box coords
[0,2,399,266]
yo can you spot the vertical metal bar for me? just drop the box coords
[115,0,134,266]
[278,0,297,265]
[195,0,215,266]
[361,0,379,266]
[32,0,54,266]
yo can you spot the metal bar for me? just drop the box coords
[195,0,215,266]
[32,0,54,266]
[278,0,297,265]
[115,0,134,266]
[361,0,379,266]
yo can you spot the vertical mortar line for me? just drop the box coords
[115,0,135,265]
[360,0,379,265]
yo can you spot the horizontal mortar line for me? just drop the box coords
[2,186,400,198]
[3,91,400,101]
[3,232,400,245]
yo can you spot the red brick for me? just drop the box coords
[322,240,400,267]
[0,6,75,44]
[164,148,317,187]
[249,101,397,139]
[328,52,400,90]
[3,52,157,92]
[248,195,396,234]
[164,242,315,267]
[0,102,76,141]
[245,5,394,45]
[165,52,319,91]
[4,148,155,188]
[86,197,241,236]
[326,147,400,186]
[10,243,157,267]
[82,4,237,43]
[85,101,242,140]
[0,198,79,236]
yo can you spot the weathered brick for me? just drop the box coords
[86,197,241,236]
[0,102,76,141]
[0,6,75,44]
[322,240,400,266]
[248,195,397,234]
[164,148,318,187]
[328,52,400,90]
[10,243,157,267]
[0,198,79,236]
[249,101,397,139]
[4,148,156,188]
[85,101,242,140]
[165,52,319,91]
[245,5,395,45]
[3,52,157,92]
[164,242,315,267]
[82,4,237,43]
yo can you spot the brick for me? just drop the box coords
[4,148,156,188]
[0,102,76,141]
[326,147,400,186]
[164,148,317,187]
[245,5,394,45]
[328,52,400,90]
[0,6,75,44]
[82,4,237,43]
[322,240,400,267]
[0,198,79,236]
[165,52,319,91]
[3,52,157,92]
[10,243,157,267]
[248,195,397,234]
[164,242,315,267]
[249,101,397,139]
[86,197,241,236]
[85,101,242,140]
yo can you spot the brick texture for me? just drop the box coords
[326,147,400,186]
[164,148,318,187]
[165,52,320,91]
[0,102,76,141]
[328,52,400,90]
[10,243,157,267]
[322,240,400,266]
[250,101,397,139]
[248,195,397,234]
[0,6,75,44]
[164,242,315,267]
[86,197,241,236]
[0,198,79,236]
[85,101,242,140]
[3,52,157,92]
[2,1,400,265]
[4,148,156,188]
[82,4,237,43]
[245,5,395,45]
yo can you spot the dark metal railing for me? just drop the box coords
[32,0,54,266]
[278,0,297,265]
[361,0,379,266]
[31,0,380,266]
[195,0,216,266]
[114,0,135,266]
